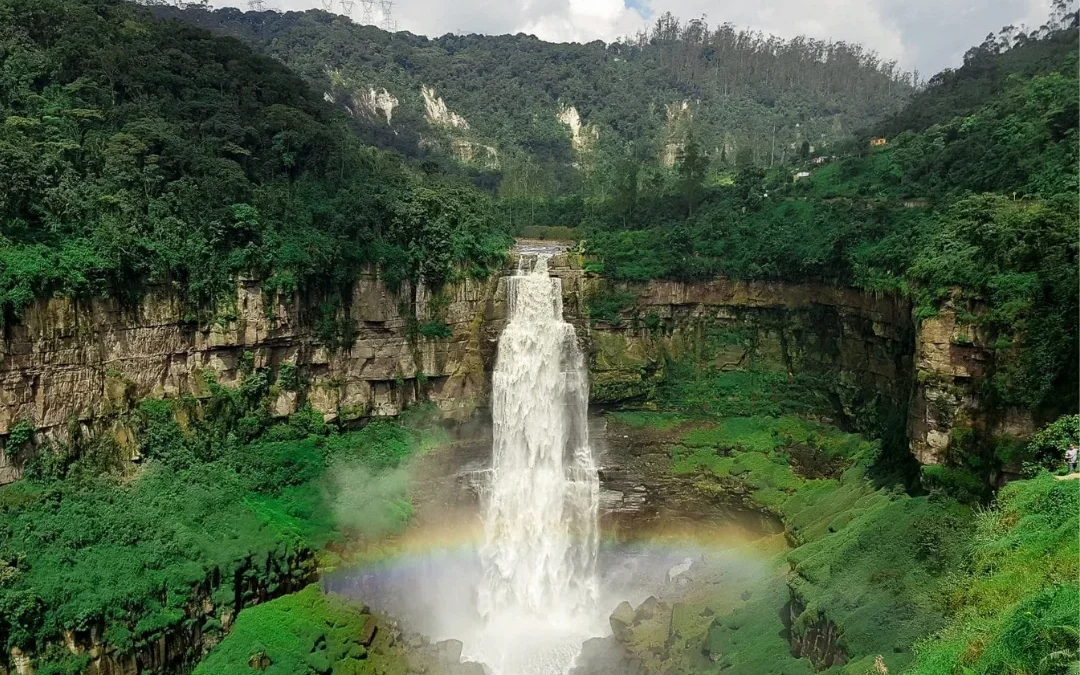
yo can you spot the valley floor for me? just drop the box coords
[1,402,1075,675]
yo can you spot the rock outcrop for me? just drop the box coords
[421,85,470,130]
[574,275,1029,469]
[577,276,915,450]
[787,600,848,670]
[907,296,1036,469]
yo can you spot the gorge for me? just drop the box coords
[0,242,1058,675]
[0,1,1076,674]
[0,247,1017,485]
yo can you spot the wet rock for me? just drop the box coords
[358,615,378,647]
[634,596,662,622]
[610,601,636,641]
[570,637,642,675]
[453,662,487,675]
[436,639,463,664]
[666,557,693,583]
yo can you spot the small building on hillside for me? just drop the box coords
[793,171,811,181]
[870,137,888,147]
[812,155,829,165]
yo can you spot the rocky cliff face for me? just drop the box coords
[787,599,848,670]
[576,276,915,453]
[0,270,507,483]
[572,275,1037,469]
[908,298,1036,473]
[0,254,1020,483]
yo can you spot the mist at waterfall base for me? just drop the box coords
[322,254,767,673]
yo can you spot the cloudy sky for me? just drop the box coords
[256,0,1053,76]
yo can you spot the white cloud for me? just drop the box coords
[518,0,645,43]
[263,0,1056,74]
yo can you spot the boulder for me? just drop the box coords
[357,615,378,647]
[609,601,635,641]
[436,639,464,664]
[247,650,272,670]
[634,596,661,622]
[453,663,487,675]
[665,557,693,583]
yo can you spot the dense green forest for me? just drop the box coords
[154,5,916,197]
[0,0,510,325]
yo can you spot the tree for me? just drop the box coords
[676,134,709,216]
[611,154,640,227]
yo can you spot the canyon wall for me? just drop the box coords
[0,270,507,483]
[579,277,914,445]
[0,253,1020,483]
[908,297,1036,477]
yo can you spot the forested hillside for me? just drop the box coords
[0,0,510,325]
[153,6,915,197]
[571,6,1079,463]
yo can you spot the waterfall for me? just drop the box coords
[472,253,601,673]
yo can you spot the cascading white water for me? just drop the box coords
[471,253,601,674]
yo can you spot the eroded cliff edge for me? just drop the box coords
[0,253,1028,483]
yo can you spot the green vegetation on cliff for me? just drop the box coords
[611,411,1078,675]
[0,364,443,671]
[152,6,915,191]
[579,11,1078,421]
[0,0,510,324]
[908,474,1078,675]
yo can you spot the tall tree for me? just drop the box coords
[676,134,709,216]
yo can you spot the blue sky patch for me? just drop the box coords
[624,0,654,20]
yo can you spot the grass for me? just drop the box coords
[706,568,815,675]
[786,495,973,671]
[609,411,686,430]
[906,474,1079,675]
[603,410,976,673]
[637,408,1077,675]
[670,415,875,513]
[193,584,404,675]
[655,364,836,420]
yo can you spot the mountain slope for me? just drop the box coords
[153,7,915,194]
